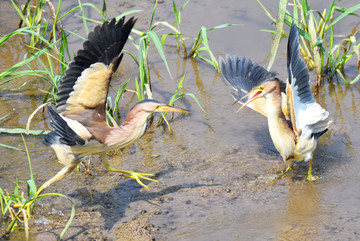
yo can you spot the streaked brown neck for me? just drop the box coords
[105,110,150,148]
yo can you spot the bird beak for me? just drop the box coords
[155,105,189,113]
[237,87,264,112]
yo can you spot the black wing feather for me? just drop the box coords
[56,17,137,112]
[44,105,86,146]
[219,55,282,103]
[287,23,314,104]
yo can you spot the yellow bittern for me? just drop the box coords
[219,23,332,181]
[36,17,188,197]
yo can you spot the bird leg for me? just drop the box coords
[25,165,76,212]
[307,158,318,181]
[275,160,292,178]
[100,154,157,188]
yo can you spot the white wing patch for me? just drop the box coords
[62,115,92,141]
[291,83,331,139]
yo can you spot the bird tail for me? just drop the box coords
[56,17,137,111]
[43,131,61,146]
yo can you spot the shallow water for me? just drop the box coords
[1,0,360,240]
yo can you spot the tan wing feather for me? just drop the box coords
[286,81,300,137]
[281,92,290,120]
[65,63,112,113]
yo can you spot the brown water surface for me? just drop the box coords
[1,0,360,240]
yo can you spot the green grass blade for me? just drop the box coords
[200,27,219,71]
[149,0,158,30]
[117,10,144,20]
[168,74,185,106]
[0,113,11,121]
[10,0,28,27]
[257,0,277,23]
[147,30,173,79]
[185,93,206,113]
[267,0,287,71]
[0,143,22,151]
[0,38,60,81]
[135,77,142,101]
[21,134,35,189]
[59,197,75,240]
[78,0,89,35]
[207,23,239,31]
[325,4,360,32]
[0,128,50,135]
[155,21,181,34]
[102,0,107,17]
[112,81,129,118]
[180,0,190,12]
[324,0,336,23]
[172,0,179,25]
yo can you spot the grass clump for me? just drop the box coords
[259,0,360,86]
[0,135,75,240]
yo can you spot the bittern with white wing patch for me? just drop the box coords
[219,23,332,181]
[36,17,188,198]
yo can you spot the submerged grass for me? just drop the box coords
[259,0,360,86]
[0,135,75,240]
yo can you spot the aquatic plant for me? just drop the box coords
[258,0,360,86]
[0,136,75,240]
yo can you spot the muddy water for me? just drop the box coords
[1,0,360,240]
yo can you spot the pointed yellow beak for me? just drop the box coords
[155,105,189,113]
[236,86,264,112]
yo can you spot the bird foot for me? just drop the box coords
[306,174,319,181]
[111,169,158,188]
[123,171,158,188]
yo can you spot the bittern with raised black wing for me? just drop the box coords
[36,17,188,198]
[219,23,332,181]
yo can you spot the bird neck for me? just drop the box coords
[105,112,150,148]
[266,83,296,161]
[264,82,285,119]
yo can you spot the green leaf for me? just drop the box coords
[26,180,37,198]
[0,143,22,151]
[185,93,206,113]
[117,9,144,20]
[200,27,219,71]
[0,128,50,135]
[257,0,277,23]
[326,4,360,32]
[267,0,287,71]
[147,31,173,79]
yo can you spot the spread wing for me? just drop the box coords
[56,17,136,118]
[219,55,284,117]
[286,23,331,138]
[43,105,90,146]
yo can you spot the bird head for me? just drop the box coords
[236,81,278,112]
[131,99,189,114]
[124,99,188,125]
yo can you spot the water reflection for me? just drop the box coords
[278,182,322,240]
